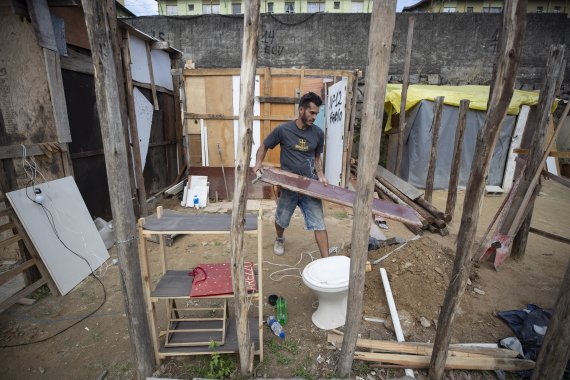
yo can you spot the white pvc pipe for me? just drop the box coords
[380,268,415,379]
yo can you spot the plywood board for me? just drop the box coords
[325,78,347,186]
[232,75,261,167]
[150,49,173,91]
[7,177,109,295]
[205,76,234,166]
[134,87,154,169]
[260,168,422,226]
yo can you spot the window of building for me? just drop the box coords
[334,1,340,9]
[188,4,194,11]
[307,2,325,12]
[466,6,473,12]
[351,1,364,12]
[554,5,561,12]
[232,2,241,14]
[482,6,502,13]
[442,6,456,12]
[267,2,274,13]
[285,2,295,13]
[536,6,543,12]
[203,2,220,14]
[166,4,177,15]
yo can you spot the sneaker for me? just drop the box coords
[273,237,285,256]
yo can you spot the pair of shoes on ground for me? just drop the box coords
[273,237,285,256]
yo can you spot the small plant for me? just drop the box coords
[206,340,236,379]
[293,365,315,380]
[31,285,50,301]
[114,362,129,374]
[275,351,290,365]
[334,211,348,220]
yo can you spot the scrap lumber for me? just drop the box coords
[336,0,397,376]
[260,168,421,226]
[445,99,470,222]
[416,196,447,221]
[376,165,423,200]
[354,352,535,371]
[82,0,154,376]
[395,16,416,176]
[425,96,445,203]
[542,170,570,188]
[231,0,260,375]
[327,334,519,359]
[529,227,570,245]
[429,1,528,378]
[374,180,428,226]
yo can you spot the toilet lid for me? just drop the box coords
[303,256,350,289]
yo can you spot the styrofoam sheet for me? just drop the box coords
[150,49,174,91]
[7,177,109,295]
[134,87,154,169]
[129,34,150,84]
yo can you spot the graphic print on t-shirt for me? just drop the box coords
[294,138,309,152]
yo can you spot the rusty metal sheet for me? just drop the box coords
[260,168,422,227]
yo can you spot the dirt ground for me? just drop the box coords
[0,180,568,380]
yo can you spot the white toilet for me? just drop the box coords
[302,255,351,330]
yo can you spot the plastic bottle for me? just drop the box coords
[193,195,199,208]
[276,296,288,325]
[267,316,285,340]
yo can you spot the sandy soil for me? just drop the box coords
[0,180,568,380]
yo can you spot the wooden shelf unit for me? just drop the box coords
[137,206,263,363]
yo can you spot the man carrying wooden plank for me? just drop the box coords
[253,92,330,258]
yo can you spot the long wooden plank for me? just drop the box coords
[0,259,35,286]
[543,170,570,188]
[184,67,355,78]
[185,112,295,121]
[327,334,518,359]
[354,352,535,371]
[0,234,22,249]
[260,168,421,226]
[375,165,423,200]
[513,148,570,158]
[529,227,570,245]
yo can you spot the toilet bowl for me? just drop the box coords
[302,255,351,330]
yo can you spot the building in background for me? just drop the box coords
[402,0,568,14]
[157,0,374,15]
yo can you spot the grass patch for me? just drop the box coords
[333,211,348,220]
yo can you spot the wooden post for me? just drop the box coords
[145,41,160,111]
[344,70,360,186]
[395,16,415,176]
[428,1,528,379]
[120,30,149,216]
[531,260,570,380]
[445,99,469,221]
[230,0,260,375]
[337,0,397,376]
[424,96,444,203]
[81,0,155,377]
[509,45,565,261]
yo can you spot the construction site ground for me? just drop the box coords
[0,180,568,380]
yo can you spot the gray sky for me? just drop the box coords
[124,0,421,16]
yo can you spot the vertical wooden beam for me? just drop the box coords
[502,105,530,191]
[341,75,355,187]
[230,0,260,375]
[445,99,469,221]
[171,62,184,174]
[531,260,570,380]
[424,96,444,203]
[344,71,359,187]
[81,0,155,377]
[395,16,415,176]
[337,0,397,376]
[120,30,148,216]
[509,45,565,261]
[428,1,528,379]
[145,41,160,111]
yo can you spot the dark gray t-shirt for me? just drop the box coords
[263,121,324,179]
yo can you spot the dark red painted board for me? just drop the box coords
[260,168,422,227]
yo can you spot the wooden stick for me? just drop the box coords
[425,96,445,202]
[529,226,570,245]
[395,16,415,176]
[120,29,148,216]
[376,177,434,225]
[328,334,519,358]
[531,260,570,379]
[356,352,535,371]
[336,0,397,376]
[416,196,447,220]
[145,41,160,111]
[543,170,570,188]
[429,2,528,378]
[230,0,260,375]
[445,99,469,221]
[509,46,566,260]
[375,180,428,226]
[82,0,155,375]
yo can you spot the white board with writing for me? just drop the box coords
[325,78,347,186]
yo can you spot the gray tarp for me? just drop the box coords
[400,100,516,189]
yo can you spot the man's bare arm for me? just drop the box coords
[253,144,268,174]
[315,154,328,186]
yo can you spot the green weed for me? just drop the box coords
[31,285,50,301]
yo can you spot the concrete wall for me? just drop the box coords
[126,13,569,91]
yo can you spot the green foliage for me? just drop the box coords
[205,340,236,379]
[333,211,348,220]
[31,285,50,301]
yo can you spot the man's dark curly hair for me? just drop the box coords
[299,92,323,109]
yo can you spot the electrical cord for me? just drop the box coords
[0,181,107,348]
